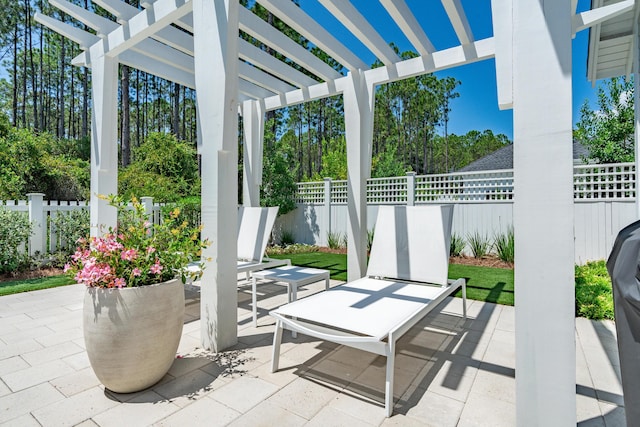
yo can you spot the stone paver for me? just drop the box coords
[0,279,627,426]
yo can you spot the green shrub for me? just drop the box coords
[49,208,90,255]
[575,261,614,320]
[367,228,375,253]
[450,233,465,257]
[0,208,33,274]
[161,196,201,229]
[266,243,319,255]
[279,229,295,246]
[467,231,492,258]
[327,231,344,249]
[494,226,515,263]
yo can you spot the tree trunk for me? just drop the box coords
[121,65,131,166]
[172,82,180,139]
[12,23,18,126]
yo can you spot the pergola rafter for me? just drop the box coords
[36,0,640,424]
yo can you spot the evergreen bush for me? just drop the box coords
[575,261,614,320]
[0,208,33,274]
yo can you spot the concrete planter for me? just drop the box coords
[83,279,185,393]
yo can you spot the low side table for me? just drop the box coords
[251,266,330,331]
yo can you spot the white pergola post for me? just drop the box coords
[242,99,265,207]
[513,0,576,425]
[89,45,119,237]
[195,0,239,352]
[634,15,640,218]
[343,70,374,281]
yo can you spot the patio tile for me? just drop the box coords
[425,369,476,403]
[49,367,101,397]
[21,340,84,366]
[74,419,100,427]
[61,350,92,371]
[576,393,605,426]
[600,401,626,427]
[166,354,216,378]
[0,339,43,361]
[31,386,119,427]
[0,413,42,427]
[0,379,9,397]
[91,390,181,427]
[35,327,83,348]
[481,334,515,370]
[0,382,64,423]
[153,368,221,407]
[209,376,279,413]
[457,392,515,427]
[306,406,376,427]
[326,391,387,426]
[227,400,306,427]
[304,357,366,388]
[2,359,75,392]
[0,326,53,345]
[267,377,339,419]
[401,389,465,427]
[251,356,309,388]
[380,414,430,426]
[467,368,515,404]
[154,396,241,427]
[0,357,29,377]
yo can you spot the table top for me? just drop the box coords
[252,265,330,283]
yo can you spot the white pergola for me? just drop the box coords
[37,0,637,424]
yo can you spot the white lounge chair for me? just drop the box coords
[269,205,466,417]
[236,206,290,279]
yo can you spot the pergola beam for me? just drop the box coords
[572,0,634,34]
[380,0,435,57]
[34,13,99,49]
[441,0,475,45]
[104,0,192,58]
[239,6,341,82]
[255,0,368,71]
[318,0,400,65]
[119,50,195,88]
[49,0,119,35]
[239,39,318,88]
[239,78,277,100]
[239,61,296,94]
[262,37,495,111]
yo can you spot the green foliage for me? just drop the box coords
[450,233,465,257]
[575,77,634,163]
[493,226,515,264]
[119,133,199,202]
[49,208,90,256]
[266,243,319,256]
[467,231,492,258]
[0,275,74,297]
[261,139,297,215]
[279,229,295,246]
[0,126,89,200]
[575,261,614,320]
[327,231,345,249]
[367,228,375,253]
[372,143,410,178]
[162,196,201,229]
[312,136,347,180]
[0,208,33,274]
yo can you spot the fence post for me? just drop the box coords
[324,178,332,246]
[141,197,154,224]
[407,172,416,206]
[27,193,46,256]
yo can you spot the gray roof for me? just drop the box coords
[458,142,590,172]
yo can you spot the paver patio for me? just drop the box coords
[0,278,626,426]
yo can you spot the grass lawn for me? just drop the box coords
[271,252,514,306]
[0,275,75,297]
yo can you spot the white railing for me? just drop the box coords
[296,163,634,205]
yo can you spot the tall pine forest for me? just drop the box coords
[0,0,510,203]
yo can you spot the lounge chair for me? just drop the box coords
[269,205,466,417]
[236,206,290,279]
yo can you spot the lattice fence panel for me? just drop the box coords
[367,177,408,204]
[574,163,635,200]
[296,182,325,204]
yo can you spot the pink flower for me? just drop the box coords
[150,260,163,275]
[132,268,142,277]
[114,278,126,288]
[121,249,138,261]
[147,247,156,255]
[63,263,71,273]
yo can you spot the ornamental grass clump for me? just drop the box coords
[64,195,208,288]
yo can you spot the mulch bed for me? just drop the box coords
[0,267,65,283]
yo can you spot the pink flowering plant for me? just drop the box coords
[64,195,208,288]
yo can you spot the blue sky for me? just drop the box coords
[298,0,600,141]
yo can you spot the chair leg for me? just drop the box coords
[271,319,283,372]
[462,279,467,319]
[385,338,396,417]
[252,276,258,327]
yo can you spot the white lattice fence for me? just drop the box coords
[574,163,635,201]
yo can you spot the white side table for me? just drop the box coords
[251,266,330,331]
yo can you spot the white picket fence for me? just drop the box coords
[279,162,638,264]
[2,163,637,263]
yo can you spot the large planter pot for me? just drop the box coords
[83,279,185,393]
